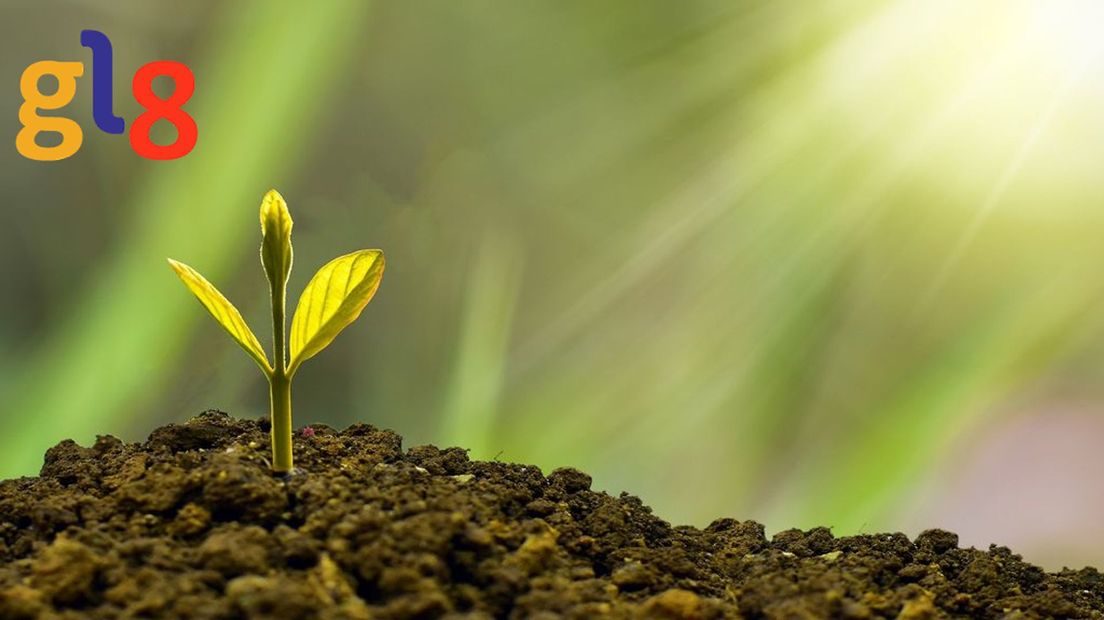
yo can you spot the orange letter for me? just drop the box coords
[16,61,85,161]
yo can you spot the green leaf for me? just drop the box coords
[288,249,384,374]
[167,258,272,375]
[259,189,294,294]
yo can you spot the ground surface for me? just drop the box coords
[0,411,1101,619]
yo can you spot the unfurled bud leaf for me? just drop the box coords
[288,249,384,374]
[259,189,294,293]
[167,258,272,375]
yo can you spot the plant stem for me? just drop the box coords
[270,254,291,472]
[269,370,293,471]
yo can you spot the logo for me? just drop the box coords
[17,30,197,162]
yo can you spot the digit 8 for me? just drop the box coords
[129,61,197,160]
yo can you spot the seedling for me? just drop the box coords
[168,190,384,472]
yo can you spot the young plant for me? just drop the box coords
[168,190,384,472]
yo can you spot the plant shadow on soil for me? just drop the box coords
[0,411,1101,619]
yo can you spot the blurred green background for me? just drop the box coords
[4,0,1104,569]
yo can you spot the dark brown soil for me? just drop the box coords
[0,412,1101,619]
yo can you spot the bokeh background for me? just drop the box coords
[4,0,1104,570]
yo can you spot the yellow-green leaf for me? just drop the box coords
[167,258,272,375]
[288,250,384,373]
[259,189,294,293]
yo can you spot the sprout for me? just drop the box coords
[168,190,384,472]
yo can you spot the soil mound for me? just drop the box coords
[1,411,1101,618]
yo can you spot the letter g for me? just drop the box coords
[16,61,85,161]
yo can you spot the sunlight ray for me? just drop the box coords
[919,57,1093,311]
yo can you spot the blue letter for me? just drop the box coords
[81,30,124,134]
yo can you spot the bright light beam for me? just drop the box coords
[919,57,1090,312]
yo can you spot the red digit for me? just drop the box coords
[129,61,197,160]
